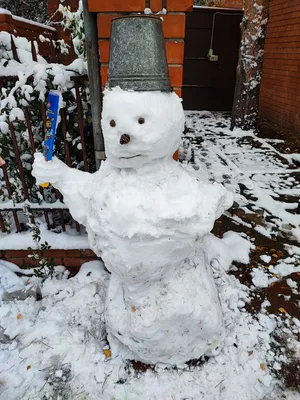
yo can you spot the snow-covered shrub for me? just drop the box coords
[0,32,95,209]
[23,205,55,280]
[57,0,85,59]
[193,0,223,6]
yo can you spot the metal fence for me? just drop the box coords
[0,70,93,234]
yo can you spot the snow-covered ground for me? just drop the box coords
[0,112,299,399]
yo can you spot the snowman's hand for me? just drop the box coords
[32,153,68,189]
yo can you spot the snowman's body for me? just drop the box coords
[32,89,233,365]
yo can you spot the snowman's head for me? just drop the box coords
[101,88,185,168]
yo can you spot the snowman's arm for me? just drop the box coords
[56,167,94,226]
[32,153,95,226]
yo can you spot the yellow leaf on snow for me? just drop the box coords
[279,307,287,313]
[17,313,22,320]
[103,349,111,358]
[26,365,31,370]
[260,363,265,371]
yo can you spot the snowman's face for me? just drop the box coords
[101,88,185,168]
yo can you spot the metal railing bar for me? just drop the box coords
[60,209,66,232]
[1,164,21,232]
[10,35,20,62]
[0,212,6,233]
[74,82,88,171]
[8,121,29,200]
[24,106,36,153]
[44,209,50,230]
[60,109,72,167]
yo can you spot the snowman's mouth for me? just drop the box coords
[120,154,142,159]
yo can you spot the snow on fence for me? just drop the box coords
[0,73,91,234]
[0,33,94,237]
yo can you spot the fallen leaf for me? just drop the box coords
[131,306,136,313]
[103,349,111,358]
[17,313,22,320]
[272,254,278,258]
[279,307,287,313]
[248,351,253,356]
[260,363,265,371]
[26,365,31,370]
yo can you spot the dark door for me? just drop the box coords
[182,7,243,111]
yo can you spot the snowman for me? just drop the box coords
[32,16,233,365]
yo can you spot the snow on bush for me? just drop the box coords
[0,31,94,211]
[58,0,85,59]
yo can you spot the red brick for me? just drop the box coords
[5,250,33,258]
[161,14,185,38]
[80,249,97,257]
[24,258,42,267]
[63,258,86,268]
[168,65,183,87]
[43,249,81,258]
[97,13,121,38]
[166,40,184,64]
[99,39,110,63]
[52,258,64,266]
[152,0,193,12]
[6,258,24,267]
[89,0,145,12]
[101,64,108,86]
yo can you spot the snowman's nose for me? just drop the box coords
[120,134,130,145]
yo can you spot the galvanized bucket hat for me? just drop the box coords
[107,15,171,92]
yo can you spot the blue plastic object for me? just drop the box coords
[43,91,61,161]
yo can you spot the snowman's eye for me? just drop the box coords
[110,120,116,127]
[138,117,145,125]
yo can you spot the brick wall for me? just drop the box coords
[89,0,194,98]
[259,0,300,132]
[0,249,99,274]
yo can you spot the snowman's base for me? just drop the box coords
[105,250,224,365]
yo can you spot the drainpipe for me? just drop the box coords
[82,0,105,169]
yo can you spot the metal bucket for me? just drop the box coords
[107,15,171,92]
